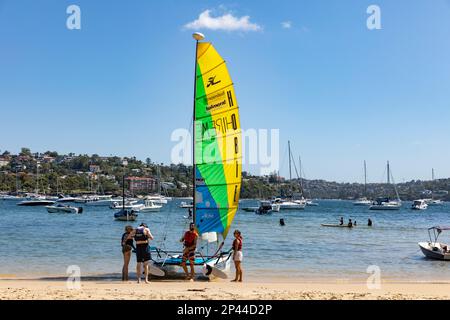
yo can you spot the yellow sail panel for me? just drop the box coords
[195,42,241,238]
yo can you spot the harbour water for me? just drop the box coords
[0,198,449,281]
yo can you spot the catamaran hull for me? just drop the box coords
[153,253,232,280]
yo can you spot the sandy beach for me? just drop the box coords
[1,277,450,300]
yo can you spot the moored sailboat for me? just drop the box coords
[369,161,402,210]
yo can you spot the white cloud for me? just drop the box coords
[184,10,262,32]
[281,21,292,29]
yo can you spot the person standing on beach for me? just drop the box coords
[180,223,198,280]
[121,225,135,281]
[231,230,243,282]
[131,223,154,284]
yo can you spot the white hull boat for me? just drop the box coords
[140,200,162,212]
[411,199,428,210]
[46,204,83,214]
[353,198,372,206]
[419,227,450,260]
[369,197,402,210]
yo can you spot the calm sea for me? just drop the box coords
[0,198,449,281]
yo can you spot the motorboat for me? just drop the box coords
[353,197,372,206]
[140,200,162,212]
[114,209,138,221]
[424,199,444,206]
[305,199,319,206]
[418,226,450,260]
[369,197,402,210]
[411,199,428,210]
[0,194,23,201]
[109,200,144,211]
[55,194,78,203]
[75,195,119,206]
[145,195,168,205]
[272,198,306,210]
[46,204,83,214]
[18,195,55,206]
[255,201,274,215]
[179,201,193,209]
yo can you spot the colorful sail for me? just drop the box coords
[194,42,241,239]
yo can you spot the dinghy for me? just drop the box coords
[419,226,450,260]
[151,33,241,279]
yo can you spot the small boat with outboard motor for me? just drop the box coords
[419,226,450,260]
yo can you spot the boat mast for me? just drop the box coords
[387,161,390,184]
[288,141,292,181]
[192,32,204,225]
[299,156,303,195]
[364,160,367,195]
[432,168,435,181]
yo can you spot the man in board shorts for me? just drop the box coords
[131,223,154,284]
[180,223,198,280]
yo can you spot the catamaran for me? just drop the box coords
[150,33,241,279]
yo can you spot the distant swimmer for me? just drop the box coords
[339,217,344,226]
[354,220,357,226]
[280,218,285,226]
[348,219,353,228]
[368,218,373,227]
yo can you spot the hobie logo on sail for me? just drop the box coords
[207,76,221,87]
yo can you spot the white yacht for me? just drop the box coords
[370,197,402,210]
[46,204,83,214]
[272,198,306,210]
[412,199,428,210]
[110,200,144,211]
[145,195,169,205]
[353,198,372,206]
[140,200,163,212]
[353,161,371,206]
[424,199,444,206]
[76,195,119,206]
[369,161,402,211]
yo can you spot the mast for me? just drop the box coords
[387,161,390,184]
[432,168,435,181]
[364,160,367,195]
[288,141,292,181]
[192,32,204,225]
[299,156,303,194]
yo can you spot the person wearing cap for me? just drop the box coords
[130,223,154,284]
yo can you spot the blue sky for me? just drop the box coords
[1,0,450,182]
